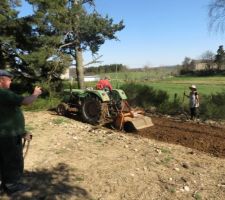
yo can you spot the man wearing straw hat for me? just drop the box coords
[184,85,200,120]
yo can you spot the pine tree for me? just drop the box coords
[26,0,125,88]
[215,45,225,70]
[0,0,21,68]
[1,0,68,93]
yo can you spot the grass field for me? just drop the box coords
[145,76,225,98]
[104,73,225,100]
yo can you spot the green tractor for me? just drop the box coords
[56,88,153,131]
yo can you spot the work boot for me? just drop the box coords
[3,182,30,195]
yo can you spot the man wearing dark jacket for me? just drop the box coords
[0,70,42,195]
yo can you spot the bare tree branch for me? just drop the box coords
[82,0,95,6]
[59,42,76,50]
[83,55,103,67]
[208,0,225,33]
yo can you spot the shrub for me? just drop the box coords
[120,83,169,108]
[200,90,225,120]
[158,95,184,115]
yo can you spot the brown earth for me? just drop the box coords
[1,111,225,200]
[139,116,225,158]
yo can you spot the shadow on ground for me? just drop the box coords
[11,163,93,200]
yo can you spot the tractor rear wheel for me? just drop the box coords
[81,95,107,125]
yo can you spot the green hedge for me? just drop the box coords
[200,90,225,120]
[120,83,169,108]
[120,83,225,120]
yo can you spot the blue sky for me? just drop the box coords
[19,0,225,68]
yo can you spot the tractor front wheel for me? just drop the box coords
[57,103,68,116]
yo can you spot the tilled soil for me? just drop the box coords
[139,116,225,158]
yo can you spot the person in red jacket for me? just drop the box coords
[96,76,112,91]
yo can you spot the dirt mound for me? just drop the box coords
[138,116,225,158]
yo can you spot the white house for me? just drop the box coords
[61,67,100,82]
[83,75,100,82]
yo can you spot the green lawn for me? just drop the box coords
[110,75,225,100]
[149,82,224,97]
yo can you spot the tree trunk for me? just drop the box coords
[75,47,84,89]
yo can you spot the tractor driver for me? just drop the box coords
[96,76,112,92]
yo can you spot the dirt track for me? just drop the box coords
[139,116,225,158]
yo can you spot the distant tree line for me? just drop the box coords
[85,64,127,74]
